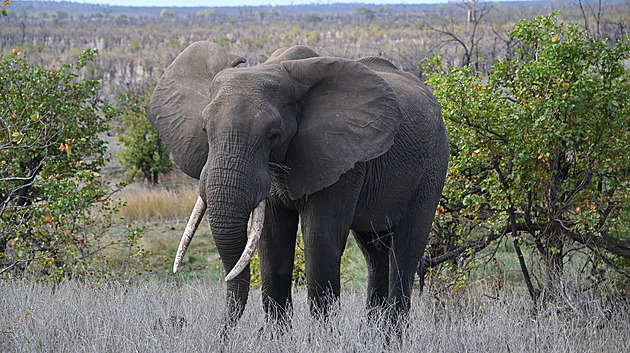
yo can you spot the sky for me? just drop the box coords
[73,0,442,8]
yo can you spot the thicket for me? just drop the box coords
[0,49,147,282]
[116,80,173,185]
[425,12,630,301]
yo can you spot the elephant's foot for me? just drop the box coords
[263,294,293,326]
[264,308,293,335]
[384,307,410,347]
[258,318,292,340]
[363,300,410,347]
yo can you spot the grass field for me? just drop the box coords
[1,278,629,352]
[5,180,623,352]
[116,175,199,223]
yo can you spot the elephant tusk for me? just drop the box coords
[225,199,266,282]
[173,196,207,273]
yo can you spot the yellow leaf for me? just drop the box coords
[562,82,570,87]
[551,34,559,42]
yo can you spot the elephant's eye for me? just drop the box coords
[201,122,206,132]
[269,128,281,146]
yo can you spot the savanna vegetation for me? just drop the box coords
[1,1,630,351]
[2,279,629,352]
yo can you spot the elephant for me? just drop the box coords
[146,41,449,329]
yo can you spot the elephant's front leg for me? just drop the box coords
[302,221,349,318]
[300,170,364,318]
[259,200,299,324]
[303,228,345,317]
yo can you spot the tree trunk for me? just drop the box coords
[543,229,564,301]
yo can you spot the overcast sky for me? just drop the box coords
[73,0,443,7]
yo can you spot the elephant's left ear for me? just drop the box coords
[281,57,401,199]
[146,41,245,179]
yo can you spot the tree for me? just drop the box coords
[578,0,603,40]
[355,6,375,22]
[422,0,494,70]
[0,49,146,281]
[425,12,630,301]
[116,81,172,185]
[159,9,176,20]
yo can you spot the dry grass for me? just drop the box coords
[118,182,199,222]
[81,175,629,352]
[1,278,628,352]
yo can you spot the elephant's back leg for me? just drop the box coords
[386,188,440,319]
[352,229,391,312]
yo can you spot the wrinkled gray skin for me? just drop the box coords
[147,42,449,329]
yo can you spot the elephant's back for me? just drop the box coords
[352,70,449,231]
[360,59,447,159]
[373,68,448,174]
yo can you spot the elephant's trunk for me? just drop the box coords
[207,193,250,323]
[204,156,270,323]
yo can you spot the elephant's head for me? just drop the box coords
[147,41,401,318]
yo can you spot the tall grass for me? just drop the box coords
[85,177,629,352]
[118,182,198,222]
[2,279,628,352]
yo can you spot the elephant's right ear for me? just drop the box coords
[146,41,245,179]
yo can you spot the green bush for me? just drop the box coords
[425,12,630,297]
[116,81,172,185]
[0,49,147,282]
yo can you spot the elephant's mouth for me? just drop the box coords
[172,196,266,282]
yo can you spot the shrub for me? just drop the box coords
[0,49,146,282]
[425,12,630,298]
[116,80,173,185]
